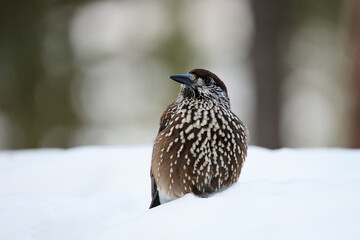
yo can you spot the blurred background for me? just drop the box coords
[0,0,359,149]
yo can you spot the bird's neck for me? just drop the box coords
[175,96,231,111]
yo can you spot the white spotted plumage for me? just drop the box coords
[150,69,248,208]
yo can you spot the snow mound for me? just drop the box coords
[0,146,359,240]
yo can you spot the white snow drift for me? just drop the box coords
[0,146,359,240]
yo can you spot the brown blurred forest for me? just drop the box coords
[0,0,359,149]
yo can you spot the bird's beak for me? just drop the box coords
[170,74,194,87]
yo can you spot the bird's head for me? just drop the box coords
[170,69,230,105]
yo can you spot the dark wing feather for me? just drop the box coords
[149,170,160,209]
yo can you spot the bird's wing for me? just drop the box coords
[149,102,177,209]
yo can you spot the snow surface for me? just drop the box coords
[0,146,360,240]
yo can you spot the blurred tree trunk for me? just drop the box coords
[250,0,293,149]
[0,0,84,149]
[0,1,44,148]
[348,0,360,148]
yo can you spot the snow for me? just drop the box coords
[0,146,359,240]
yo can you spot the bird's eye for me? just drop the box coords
[205,78,213,86]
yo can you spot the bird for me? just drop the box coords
[149,69,248,208]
